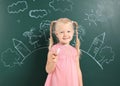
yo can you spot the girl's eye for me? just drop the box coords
[60,32,63,33]
[67,31,71,33]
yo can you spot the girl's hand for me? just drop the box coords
[48,51,58,63]
[46,51,58,73]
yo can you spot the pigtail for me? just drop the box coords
[73,21,81,56]
[49,21,56,50]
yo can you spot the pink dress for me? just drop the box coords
[45,43,79,86]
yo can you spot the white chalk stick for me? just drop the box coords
[57,48,60,54]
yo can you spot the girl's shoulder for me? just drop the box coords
[50,43,60,51]
[52,43,60,48]
[69,45,77,52]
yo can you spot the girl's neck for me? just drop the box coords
[58,42,70,46]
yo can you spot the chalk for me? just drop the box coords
[57,48,60,54]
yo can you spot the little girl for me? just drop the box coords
[45,18,83,86]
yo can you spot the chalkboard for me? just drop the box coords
[0,0,120,86]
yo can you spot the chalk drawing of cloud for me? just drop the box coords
[49,0,73,12]
[8,1,28,14]
[1,48,20,67]
[29,9,48,19]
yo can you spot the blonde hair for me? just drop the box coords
[49,18,81,55]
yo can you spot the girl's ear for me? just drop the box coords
[55,31,58,35]
[55,31,58,39]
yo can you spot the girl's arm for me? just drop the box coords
[45,51,57,74]
[76,55,83,86]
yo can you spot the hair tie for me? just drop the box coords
[71,21,74,23]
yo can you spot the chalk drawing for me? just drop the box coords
[98,46,115,66]
[85,32,105,69]
[29,9,48,19]
[84,9,97,26]
[13,38,31,64]
[1,0,116,70]
[1,48,20,67]
[39,20,51,41]
[8,1,28,14]
[49,0,73,12]
[88,32,105,57]
[71,33,113,70]
[84,7,114,25]
[23,28,41,48]
[81,49,103,70]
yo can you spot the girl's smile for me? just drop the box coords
[55,22,74,45]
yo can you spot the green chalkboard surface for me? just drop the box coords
[0,0,120,86]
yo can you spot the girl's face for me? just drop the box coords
[55,22,74,45]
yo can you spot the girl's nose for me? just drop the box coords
[63,32,68,37]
